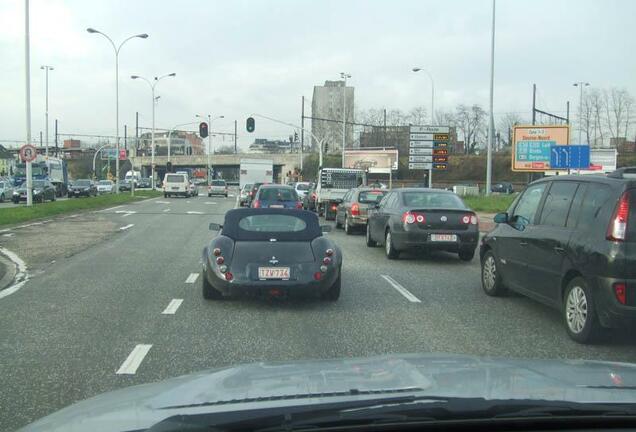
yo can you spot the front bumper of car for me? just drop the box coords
[70,189,91,196]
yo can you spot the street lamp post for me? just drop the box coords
[131,73,176,189]
[412,67,435,188]
[40,65,53,157]
[340,72,351,168]
[87,27,148,194]
[485,0,496,196]
[196,114,224,186]
[573,82,590,144]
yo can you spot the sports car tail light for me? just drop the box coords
[351,203,360,216]
[323,257,332,265]
[461,213,479,225]
[314,272,322,281]
[311,192,317,201]
[607,192,630,241]
[295,201,303,209]
[331,204,337,211]
[213,248,221,256]
[253,200,261,208]
[219,265,228,273]
[402,211,425,224]
[225,272,234,281]
[614,282,627,305]
[320,265,328,273]
[216,256,224,265]
[325,249,334,257]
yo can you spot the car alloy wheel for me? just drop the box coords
[565,285,588,335]
[344,216,352,235]
[385,230,399,259]
[482,255,497,291]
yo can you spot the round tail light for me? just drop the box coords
[213,248,221,256]
[225,272,234,281]
[219,265,228,273]
[313,272,322,281]
[325,249,334,257]
[320,265,328,273]
[322,257,332,265]
[216,256,224,265]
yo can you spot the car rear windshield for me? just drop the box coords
[212,180,226,186]
[98,181,111,185]
[238,214,307,232]
[402,192,465,209]
[75,180,91,186]
[296,183,310,191]
[359,190,386,203]
[166,175,185,183]
[33,180,46,188]
[243,184,253,190]
[259,188,297,201]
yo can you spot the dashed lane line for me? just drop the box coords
[119,224,134,231]
[381,275,422,303]
[185,273,199,283]
[161,299,184,315]
[116,344,152,375]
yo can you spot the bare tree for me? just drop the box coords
[496,112,525,148]
[435,110,456,126]
[603,88,635,141]
[407,106,428,125]
[454,104,486,154]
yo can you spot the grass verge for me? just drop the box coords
[463,194,516,213]
[0,190,162,226]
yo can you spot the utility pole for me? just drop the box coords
[383,108,387,148]
[234,120,237,154]
[485,0,496,196]
[24,0,33,206]
[41,65,53,157]
[573,82,590,144]
[300,96,305,171]
[135,111,139,156]
[54,119,58,155]
[532,83,536,125]
[340,72,351,167]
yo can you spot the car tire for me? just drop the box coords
[458,249,474,261]
[344,215,353,235]
[52,194,56,202]
[208,194,212,197]
[366,224,377,247]
[0,193,4,203]
[202,270,223,300]
[225,193,228,198]
[481,250,507,296]
[335,214,342,229]
[385,230,400,259]
[322,274,341,301]
[563,277,602,344]
[164,193,167,198]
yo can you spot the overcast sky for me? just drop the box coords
[1,0,634,149]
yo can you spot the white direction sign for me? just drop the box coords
[409,147,433,155]
[408,133,435,140]
[409,162,432,170]
[409,155,432,163]
[409,141,433,148]
[410,125,450,134]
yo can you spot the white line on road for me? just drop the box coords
[204,202,217,205]
[115,210,136,214]
[161,298,184,314]
[0,246,28,300]
[156,201,170,204]
[381,275,421,303]
[163,208,171,212]
[116,344,152,375]
[101,205,124,212]
[122,212,133,218]
[228,194,235,197]
[185,273,199,283]
[119,224,134,231]
[2,233,14,237]
[186,211,203,215]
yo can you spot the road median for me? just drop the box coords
[0,190,162,227]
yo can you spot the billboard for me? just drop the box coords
[512,125,570,172]
[343,149,398,174]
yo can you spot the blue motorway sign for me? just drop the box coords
[549,145,590,170]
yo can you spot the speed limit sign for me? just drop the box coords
[19,144,37,162]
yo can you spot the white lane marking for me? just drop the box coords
[42,219,53,223]
[186,211,203,215]
[381,275,421,303]
[16,222,43,229]
[2,233,14,237]
[163,208,171,212]
[228,194,235,197]
[101,205,124,212]
[204,202,217,205]
[115,210,136,214]
[185,273,199,283]
[161,299,184,315]
[119,224,134,231]
[122,213,133,218]
[186,201,191,204]
[156,201,170,204]
[116,344,152,375]
[0,229,11,233]
[0,246,28,300]
[67,214,80,218]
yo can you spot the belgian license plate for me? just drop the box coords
[172,187,179,190]
[269,204,284,208]
[430,234,457,242]
[258,267,290,279]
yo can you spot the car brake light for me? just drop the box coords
[402,211,425,224]
[614,282,627,305]
[314,272,322,281]
[253,200,261,208]
[311,192,317,200]
[471,215,478,225]
[331,204,337,211]
[351,203,360,216]
[216,256,224,265]
[225,272,233,281]
[213,248,221,256]
[296,201,303,209]
[323,257,332,265]
[460,213,478,225]
[607,192,630,241]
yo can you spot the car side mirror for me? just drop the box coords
[320,225,332,233]
[208,223,223,231]
[373,202,381,209]
[493,212,508,224]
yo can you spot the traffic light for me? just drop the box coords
[166,161,173,173]
[246,117,255,133]
[199,122,209,138]
[324,142,329,153]
[294,132,299,142]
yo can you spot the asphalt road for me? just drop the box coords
[2,191,636,430]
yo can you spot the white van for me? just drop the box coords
[163,173,190,198]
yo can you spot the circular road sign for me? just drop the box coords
[19,144,38,162]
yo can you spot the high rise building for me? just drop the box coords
[311,80,354,153]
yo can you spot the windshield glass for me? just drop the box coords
[259,188,296,201]
[74,180,91,186]
[98,181,111,185]
[296,183,310,191]
[15,165,45,177]
[402,192,465,209]
[238,214,307,232]
[32,180,46,188]
[166,175,185,183]
[359,190,386,203]
[211,180,226,186]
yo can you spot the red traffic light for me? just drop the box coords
[199,122,209,138]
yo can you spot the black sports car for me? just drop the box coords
[202,208,341,301]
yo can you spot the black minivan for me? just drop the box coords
[480,168,636,343]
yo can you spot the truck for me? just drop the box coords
[239,159,273,189]
[13,155,68,197]
[315,167,365,220]
[124,170,142,186]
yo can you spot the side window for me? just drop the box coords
[566,184,587,228]
[539,181,579,227]
[379,192,393,208]
[512,183,547,225]
[388,193,399,209]
[577,183,612,232]
[344,191,353,202]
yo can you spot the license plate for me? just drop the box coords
[430,234,457,242]
[269,204,284,208]
[172,187,179,190]
[258,267,290,279]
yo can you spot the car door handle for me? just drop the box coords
[554,246,566,254]
[519,241,528,246]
